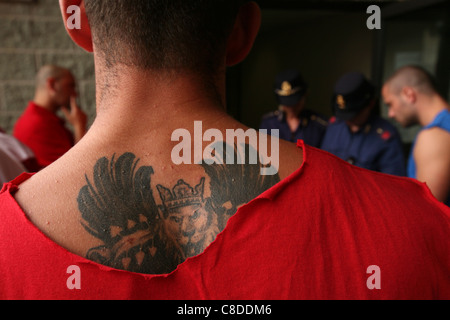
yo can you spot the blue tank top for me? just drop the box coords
[408,109,450,206]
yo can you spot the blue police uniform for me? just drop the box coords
[321,72,406,176]
[408,109,450,206]
[321,116,406,176]
[260,109,328,147]
[262,69,328,147]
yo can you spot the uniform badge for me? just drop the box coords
[276,81,300,96]
[381,131,391,141]
[337,95,346,110]
[377,128,391,140]
[282,81,292,92]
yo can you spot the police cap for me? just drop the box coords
[274,69,308,107]
[332,72,375,121]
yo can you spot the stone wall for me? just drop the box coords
[0,0,95,134]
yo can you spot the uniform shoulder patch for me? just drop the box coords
[381,130,392,141]
[262,110,280,120]
[310,114,329,127]
[329,116,337,124]
[376,127,392,141]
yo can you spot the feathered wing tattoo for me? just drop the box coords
[78,153,179,274]
[78,144,280,275]
[200,142,280,229]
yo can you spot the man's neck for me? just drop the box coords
[90,67,228,141]
[280,104,303,133]
[33,93,59,114]
[281,104,302,119]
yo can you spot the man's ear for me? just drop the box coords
[401,86,417,104]
[226,2,261,67]
[47,77,57,93]
[59,0,93,52]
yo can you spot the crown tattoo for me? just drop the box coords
[157,178,205,210]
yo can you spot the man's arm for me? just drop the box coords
[414,127,450,202]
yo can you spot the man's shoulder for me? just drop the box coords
[415,126,450,156]
[417,124,450,142]
[315,146,449,212]
[14,105,43,132]
[303,109,329,127]
[308,145,406,183]
[427,109,450,131]
[0,176,26,220]
[367,116,400,142]
[261,110,282,121]
[324,116,345,130]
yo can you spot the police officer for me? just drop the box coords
[321,72,406,176]
[260,69,328,147]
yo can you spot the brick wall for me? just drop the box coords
[0,0,95,134]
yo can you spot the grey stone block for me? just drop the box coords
[32,0,63,18]
[2,84,35,113]
[0,112,16,134]
[0,18,34,49]
[0,53,36,81]
[32,20,76,50]
[0,2,35,16]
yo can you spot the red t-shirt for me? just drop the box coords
[13,102,74,168]
[0,144,449,299]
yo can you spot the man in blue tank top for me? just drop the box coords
[383,65,450,206]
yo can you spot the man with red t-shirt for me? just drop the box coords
[0,0,449,300]
[13,65,87,168]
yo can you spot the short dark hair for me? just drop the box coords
[386,65,440,96]
[85,0,245,77]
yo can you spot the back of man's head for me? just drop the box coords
[386,65,439,97]
[35,65,69,91]
[85,0,246,77]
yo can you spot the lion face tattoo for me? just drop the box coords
[157,178,219,259]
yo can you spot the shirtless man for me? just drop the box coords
[382,65,450,206]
